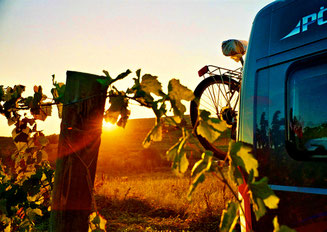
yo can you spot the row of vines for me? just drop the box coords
[0,69,294,231]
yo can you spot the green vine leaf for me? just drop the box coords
[143,124,162,148]
[32,105,52,121]
[105,90,130,128]
[228,142,258,185]
[249,177,279,220]
[51,76,66,104]
[102,70,112,80]
[1,85,25,119]
[219,201,239,232]
[263,194,280,209]
[166,139,181,161]
[97,70,112,89]
[197,120,221,143]
[168,79,194,117]
[196,111,228,143]
[98,69,132,89]
[228,142,243,184]
[207,118,229,132]
[187,172,205,201]
[115,69,132,81]
[228,142,273,221]
[166,130,189,175]
[152,101,167,121]
[187,151,213,200]
[140,74,163,96]
[237,145,258,178]
[168,79,194,101]
[191,151,213,177]
[127,71,155,108]
[250,177,277,204]
[179,152,189,174]
[253,197,266,221]
[136,69,141,78]
[117,107,130,128]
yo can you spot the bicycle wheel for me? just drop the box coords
[190,75,240,159]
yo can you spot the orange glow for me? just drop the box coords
[102,120,117,131]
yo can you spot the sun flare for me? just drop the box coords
[102,120,117,131]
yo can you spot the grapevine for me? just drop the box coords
[0,69,294,231]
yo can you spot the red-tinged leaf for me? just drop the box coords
[33,86,39,93]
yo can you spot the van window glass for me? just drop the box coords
[287,61,327,159]
[255,68,285,150]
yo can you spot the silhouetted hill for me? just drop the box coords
[98,117,198,175]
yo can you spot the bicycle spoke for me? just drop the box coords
[190,73,241,159]
[203,84,233,112]
[200,94,220,115]
[203,86,220,110]
[216,81,230,106]
[204,87,223,109]
[207,78,219,114]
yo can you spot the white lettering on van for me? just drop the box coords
[281,6,327,40]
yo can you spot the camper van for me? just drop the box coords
[239,0,327,230]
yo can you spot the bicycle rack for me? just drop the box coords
[198,65,242,81]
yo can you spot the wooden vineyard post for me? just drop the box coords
[50,71,108,232]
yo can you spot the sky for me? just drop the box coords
[0,0,273,136]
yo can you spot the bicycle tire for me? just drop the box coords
[190,75,240,159]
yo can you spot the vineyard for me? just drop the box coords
[0,121,234,231]
[0,70,293,231]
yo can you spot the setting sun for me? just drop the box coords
[102,120,117,131]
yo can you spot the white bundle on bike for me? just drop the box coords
[221,39,248,62]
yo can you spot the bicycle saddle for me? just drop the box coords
[221,39,248,62]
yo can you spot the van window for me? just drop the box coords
[287,58,327,160]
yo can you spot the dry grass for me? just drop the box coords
[93,118,237,231]
[94,170,236,231]
[0,118,237,231]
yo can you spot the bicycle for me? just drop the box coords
[190,39,247,159]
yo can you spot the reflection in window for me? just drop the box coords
[288,72,327,159]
